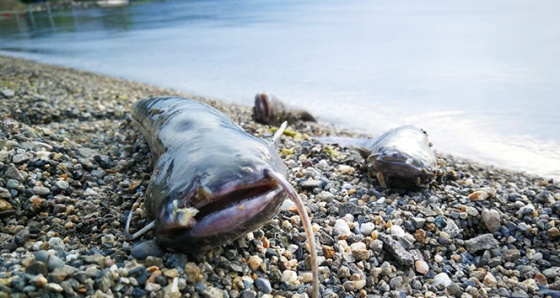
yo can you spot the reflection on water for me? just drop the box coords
[1,0,559,180]
[1,3,133,38]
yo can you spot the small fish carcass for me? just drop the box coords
[253,92,316,126]
[355,125,438,188]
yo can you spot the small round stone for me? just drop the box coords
[45,283,63,293]
[547,227,560,238]
[6,179,19,189]
[32,186,50,196]
[323,245,335,259]
[247,255,263,271]
[334,219,352,237]
[281,270,298,283]
[482,208,501,233]
[131,240,166,260]
[415,260,429,275]
[483,272,497,286]
[35,274,48,287]
[360,222,375,235]
[254,278,272,294]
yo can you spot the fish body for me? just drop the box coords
[363,125,437,187]
[253,93,316,126]
[317,125,437,187]
[131,97,289,252]
[130,97,319,298]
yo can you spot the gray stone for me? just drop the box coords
[6,179,20,189]
[55,180,70,190]
[32,186,50,196]
[48,237,65,251]
[412,217,426,229]
[543,267,560,279]
[50,266,76,283]
[145,256,164,268]
[443,218,461,237]
[339,202,363,216]
[131,240,166,260]
[2,88,15,98]
[12,152,32,164]
[503,249,521,263]
[82,254,105,266]
[0,187,10,199]
[465,234,499,253]
[240,290,256,298]
[378,233,414,266]
[34,250,50,262]
[300,179,323,190]
[447,283,462,296]
[25,261,48,276]
[254,278,272,294]
[482,208,501,233]
[45,283,64,293]
[47,255,65,271]
[389,276,403,289]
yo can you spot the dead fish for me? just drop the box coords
[253,92,317,126]
[317,125,437,188]
[127,96,318,296]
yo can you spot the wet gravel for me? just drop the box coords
[1,54,559,298]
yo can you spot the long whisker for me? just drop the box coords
[125,203,156,240]
[266,169,319,298]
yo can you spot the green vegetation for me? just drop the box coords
[0,0,27,11]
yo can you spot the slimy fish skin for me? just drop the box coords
[127,96,319,297]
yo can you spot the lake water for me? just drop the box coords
[1,0,559,180]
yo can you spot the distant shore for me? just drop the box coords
[0,0,128,14]
[1,54,559,297]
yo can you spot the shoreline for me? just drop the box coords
[1,54,559,297]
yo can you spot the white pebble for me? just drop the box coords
[337,165,355,174]
[334,219,352,236]
[350,242,366,251]
[145,282,161,292]
[353,279,366,289]
[45,283,63,293]
[483,272,497,286]
[84,188,99,196]
[316,160,330,170]
[432,273,452,287]
[32,241,44,251]
[300,272,314,283]
[281,270,298,283]
[280,199,295,211]
[360,222,375,235]
[415,260,429,275]
[389,225,405,237]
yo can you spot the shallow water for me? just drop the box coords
[1,0,559,179]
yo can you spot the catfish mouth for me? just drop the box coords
[254,93,270,122]
[370,152,433,180]
[195,180,279,219]
[156,178,286,251]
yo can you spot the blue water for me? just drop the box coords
[1,0,559,179]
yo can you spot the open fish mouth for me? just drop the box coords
[155,178,286,252]
[254,93,270,122]
[125,167,320,297]
[369,152,434,180]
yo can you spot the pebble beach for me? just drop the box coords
[1,54,559,297]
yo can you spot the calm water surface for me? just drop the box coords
[1,0,559,179]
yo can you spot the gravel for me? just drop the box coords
[1,54,560,297]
